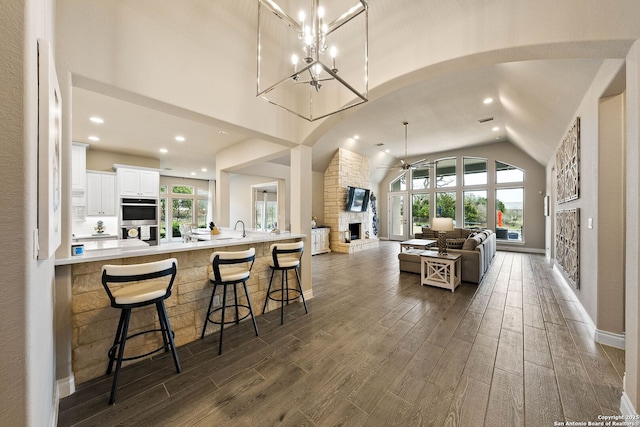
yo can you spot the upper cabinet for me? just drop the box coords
[72,143,88,192]
[86,171,116,216]
[71,142,89,221]
[115,165,160,198]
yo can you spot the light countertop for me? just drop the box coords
[55,230,306,266]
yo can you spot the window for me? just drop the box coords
[496,161,524,183]
[464,190,487,229]
[411,194,430,234]
[390,173,406,191]
[412,167,429,190]
[436,158,456,188]
[172,199,193,237]
[496,187,524,241]
[464,158,487,186]
[435,191,456,223]
[162,181,210,240]
[197,200,207,228]
[172,185,194,195]
[160,198,167,239]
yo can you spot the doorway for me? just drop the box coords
[252,182,278,232]
[388,193,408,241]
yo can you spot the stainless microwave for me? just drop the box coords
[121,198,158,225]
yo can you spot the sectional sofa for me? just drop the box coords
[398,228,496,284]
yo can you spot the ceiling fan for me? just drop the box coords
[382,122,432,171]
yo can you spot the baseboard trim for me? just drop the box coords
[497,245,545,254]
[596,329,626,349]
[57,374,75,399]
[303,289,314,300]
[552,264,626,349]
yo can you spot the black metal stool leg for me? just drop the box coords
[280,270,285,325]
[107,310,127,375]
[242,280,259,336]
[201,282,218,339]
[109,308,131,405]
[158,301,181,373]
[262,269,276,314]
[218,285,228,355]
[156,302,170,351]
[233,283,240,325]
[295,267,308,313]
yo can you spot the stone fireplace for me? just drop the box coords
[324,148,379,254]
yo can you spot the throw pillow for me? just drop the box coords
[446,238,466,249]
[462,235,481,250]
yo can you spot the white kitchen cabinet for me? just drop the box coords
[72,143,88,192]
[116,166,159,198]
[86,171,116,216]
[311,227,331,255]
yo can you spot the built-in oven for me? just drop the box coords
[121,198,158,225]
[120,198,159,245]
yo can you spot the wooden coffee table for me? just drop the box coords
[420,251,462,292]
[399,239,437,252]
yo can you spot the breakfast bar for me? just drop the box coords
[55,230,307,385]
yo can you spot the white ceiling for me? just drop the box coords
[68,0,627,184]
[72,57,604,183]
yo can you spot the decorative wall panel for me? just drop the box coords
[556,117,580,203]
[555,208,580,288]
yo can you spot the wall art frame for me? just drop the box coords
[556,117,580,203]
[38,38,62,260]
[555,208,580,289]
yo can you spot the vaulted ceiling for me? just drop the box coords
[65,1,640,183]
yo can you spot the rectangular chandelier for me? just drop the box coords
[257,0,368,122]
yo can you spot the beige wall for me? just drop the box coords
[0,0,58,425]
[378,141,546,252]
[598,93,625,335]
[625,39,640,414]
[86,148,159,171]
[546,60,626,336]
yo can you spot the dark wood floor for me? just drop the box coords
[58,241,625,426]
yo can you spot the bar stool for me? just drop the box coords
[262,241,307,324]
[101,258,182,404]
[201,247,259,355]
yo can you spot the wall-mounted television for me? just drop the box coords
[345,186,371,212]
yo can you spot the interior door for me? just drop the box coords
[389,193,408,241]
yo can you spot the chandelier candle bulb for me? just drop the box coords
[330,46,337,72]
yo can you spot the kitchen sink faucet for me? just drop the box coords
[234,220,246,238]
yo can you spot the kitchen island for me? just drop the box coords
[55,230,307,385]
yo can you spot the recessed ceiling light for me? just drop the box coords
[483,97,493,104]
[385,149,390,153]
[159,148,168,154]
[492,126,500,132]
[353,135,360,140]
[175,135,186,142]
[89,116,104,124]
[201,168,207,172]
[190,172,196,176]
[88,136,100,141]
[219,130,229,135]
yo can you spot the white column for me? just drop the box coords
[624,39,640,415]
[290,145,313,295]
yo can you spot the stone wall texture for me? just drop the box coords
[71,239,301,384]
[323,148,379,253]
